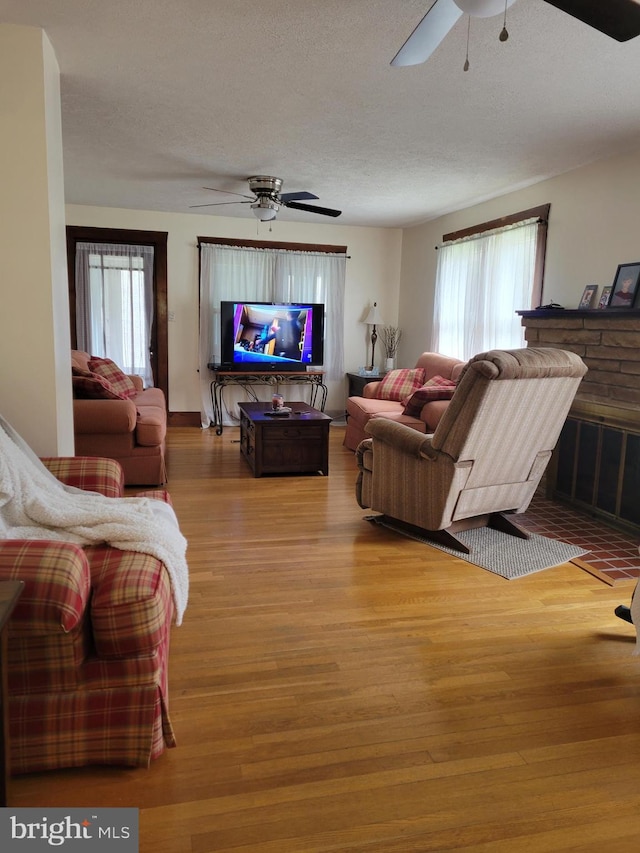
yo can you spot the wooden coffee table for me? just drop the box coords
[238,401,332,477]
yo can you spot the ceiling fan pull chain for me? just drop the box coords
[463,15,471,71]
[499,0,509,42]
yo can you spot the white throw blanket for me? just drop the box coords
[0,417,188,625]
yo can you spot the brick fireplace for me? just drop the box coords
[518,309,640,534]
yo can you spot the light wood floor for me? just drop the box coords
[10,426,640,852]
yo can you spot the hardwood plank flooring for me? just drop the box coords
[9,425,640,851]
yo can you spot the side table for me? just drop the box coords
[0,580,24,807]
[346,372,386,397]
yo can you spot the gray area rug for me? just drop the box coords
[367,516,588,580]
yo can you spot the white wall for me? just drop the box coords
[0,24,72,454]
[65,205,403,418]
[397,146,640,365]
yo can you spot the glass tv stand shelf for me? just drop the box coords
[207,365,327,435]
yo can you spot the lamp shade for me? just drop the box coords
[364,303,382,325]
[251,199,278,221]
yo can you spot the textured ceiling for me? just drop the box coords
[3,0,640,227]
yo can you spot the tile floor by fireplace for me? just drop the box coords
[518,495,640,584]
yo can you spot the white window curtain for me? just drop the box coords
[431,218,539,361]
[198,243,346,427]
[75,242,155,386]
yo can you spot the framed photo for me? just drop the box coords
[608,262,640,308]
[578,284,599,309]
[598,286,612,308]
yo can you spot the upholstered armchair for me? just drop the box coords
[356,348,587,552]
[0,455,177,774]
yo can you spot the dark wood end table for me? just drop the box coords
[346,372,386,397]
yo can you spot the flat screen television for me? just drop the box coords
[220,301,325,371]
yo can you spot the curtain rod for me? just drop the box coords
[197,242,350,259]
[435,217,546,249]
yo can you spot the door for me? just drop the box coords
[67,226,168,403]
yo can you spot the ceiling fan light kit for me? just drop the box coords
[251,198,279,221]
[391,0,640,68]
[454,0,513,17]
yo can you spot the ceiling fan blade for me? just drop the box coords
[279,191,320,202]
[542,0,640,41]
[283,201,342,217]
[189,200,251,209]
[202,187,255,200]
[391,0,463,67]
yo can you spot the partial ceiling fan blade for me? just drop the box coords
[202,186,255,200]
[189,200,251,209]
[280,191,320,202]
[542,0,640,41]
[391,0,463,67]
[284,201,342,217]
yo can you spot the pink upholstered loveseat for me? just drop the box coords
[71,350,167,485]
[0,456,177,774]
[344,352,466,452]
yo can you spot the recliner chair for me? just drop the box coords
[355,348,587,552]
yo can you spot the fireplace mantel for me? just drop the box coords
[518,309,640,318]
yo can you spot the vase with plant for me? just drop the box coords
[381,326,402,371]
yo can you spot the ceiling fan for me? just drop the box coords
[190,176,342,221]
[391,0,640,67]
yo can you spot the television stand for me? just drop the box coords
[207,367,327,435]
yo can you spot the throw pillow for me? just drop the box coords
[72,373,129,400]
[402,375,457,417]
[375,368,425,401]
[71,350,92,373]
[71,365,93,378]
[88,357,137,399]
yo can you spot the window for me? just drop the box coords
[76,244,154,384]
[66,226,168,400]
[198,237,347,428]
[432,205,549,361]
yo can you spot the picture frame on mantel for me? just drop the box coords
[598,286,612,308]
[608,262,640,308]
[578,284,599,309]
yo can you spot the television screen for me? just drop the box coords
[220,301,324,371]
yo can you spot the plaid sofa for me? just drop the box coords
[0,456,176,774]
